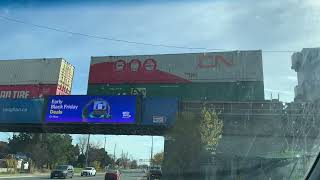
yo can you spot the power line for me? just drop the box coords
[0,15,221,51]
[0,15,299,53]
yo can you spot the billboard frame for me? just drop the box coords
[43,95,141,125]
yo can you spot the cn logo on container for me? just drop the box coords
[114,59,157,72]
[197,55,233,69]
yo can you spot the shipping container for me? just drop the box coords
[87,81,265,101]
[0,84,60,98]
[89,50,263,84]
[0,58,74,97]
[0,99,44,123]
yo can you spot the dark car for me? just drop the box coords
[50,165,74,179]
[105,169,121,180]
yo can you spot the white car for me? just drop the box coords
[81,167,96,176]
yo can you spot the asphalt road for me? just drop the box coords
[0,170,147,180]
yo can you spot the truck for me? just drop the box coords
[146,165,162,180]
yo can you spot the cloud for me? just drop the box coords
[264,88,295,102]
[265,88,294,95]
[0,8,9,15]
[1,1,320,56]
[287,75,297,81]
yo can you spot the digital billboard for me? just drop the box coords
[0,99,44,123]
[45,95,137,124]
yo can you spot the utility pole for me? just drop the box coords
[121,150,124,167]
[104,136,107,167]
[121,150,124,159]
[126,152,129,168]
[113,143,117,164]
[150,136,154,166]
[85,134,91,167]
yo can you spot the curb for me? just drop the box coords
[0,175,35,179]
[0,173,48,179]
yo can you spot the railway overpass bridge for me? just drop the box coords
[0,97,319,179]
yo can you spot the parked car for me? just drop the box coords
[105,169,121,180]
[81,167,96,176]
[146,165,162,180]
[50,165,74,179]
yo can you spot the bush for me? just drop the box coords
[92,161,101,171]
[73,168,82,174]
[5,159,17,173]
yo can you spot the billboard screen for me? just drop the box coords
[0,99,44,123]
[89,50,263,84]
[45,95,137,124]
[142,97,178,126]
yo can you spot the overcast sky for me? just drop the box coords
[0,0,319,160]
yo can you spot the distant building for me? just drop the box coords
[292,48,320,102]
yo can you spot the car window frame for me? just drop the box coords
[306,152,320,179]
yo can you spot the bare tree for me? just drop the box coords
[90,139,103,149]
[78,136,88,155]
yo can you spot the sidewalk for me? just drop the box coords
[0,173,48,179]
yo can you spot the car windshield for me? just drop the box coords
[0,1,320,180]
[55,166,68,170]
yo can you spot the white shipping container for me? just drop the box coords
[89,50,264,84]
[0,58,73,86]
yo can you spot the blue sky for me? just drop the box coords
[0,0,319,161]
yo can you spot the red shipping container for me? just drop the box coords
[0,85,60,99]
